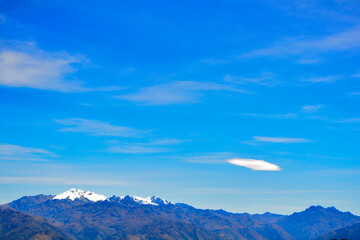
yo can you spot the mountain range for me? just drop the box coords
[1,188,359,240]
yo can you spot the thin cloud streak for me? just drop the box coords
[240,111,360,124]
[301,105,322,113]
[107,138,184,154]
[108,145,167,154]
[0,144,57,162]
[224,73,279,86]
[239,26,360,59]
[227,158,281,171]
[253,136,310,143]
[240,113,299,119]
[55,118,146,137]
[305,75,341,83]
[117,81,244,105]
[181,152,236,164]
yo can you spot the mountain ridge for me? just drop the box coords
[3,188,360,240]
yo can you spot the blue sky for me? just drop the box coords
[1,0,360,214]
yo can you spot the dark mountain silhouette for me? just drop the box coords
[0,207,72,240]
[316,222,360,240]
[3,190,360,240]
[7,194,292,240]
[277,205,360,240]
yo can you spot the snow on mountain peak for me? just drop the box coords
[53,188,169,205]
[127,195,171,205]
[130,196,157,205]
[53,188,106,202]
[107,195,170,205]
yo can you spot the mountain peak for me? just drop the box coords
[305,205,325,211]
[53,188,107,202]
[304,205,341,213]
[106,194,170,205]
[52,189,170,205]
[121,195,170,205]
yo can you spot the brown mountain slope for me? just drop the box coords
[0,207,72,240]
[316,222,360,240]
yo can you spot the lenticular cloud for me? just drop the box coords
[227,158,281,171]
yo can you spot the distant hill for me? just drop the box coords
[316,222,360,240]
[0,207,72,240]
[4,188,360,240]
[251,212,286,223]
[277,205,360,240]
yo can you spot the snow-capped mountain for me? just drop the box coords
[6,190,360,240]
[53,188,107,202]
[108,195,171,205]
[53,188,170,205]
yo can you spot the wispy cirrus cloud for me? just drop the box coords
[305,75,342,83]
[224,72,279,86]
[0,45,124,92]
[108,145,166,154]
[117,81,243,105]
[180,152,236,164]
[227,158,281,171]
[239,26,360,61]
[253,136,310,143]
[107,138,183,154]
[240,113,299,119]
[0,48,87,92]
[301,105,322,113]
[241,111,360,125]
[0,144,56,161]
[55,118,146,137]
[335,118,360,123]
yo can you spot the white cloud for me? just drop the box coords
[0,47,124,92]
[301,105,322,113]
[253,136,310,143]
[227,158,281,171]
[117,81,243,105]
[240,26,360,59]
[0,144,56,161]
[224,72,278,86]
[55,118,145,137]
[0,49,87,92]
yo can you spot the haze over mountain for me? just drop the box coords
[2,188,360,240]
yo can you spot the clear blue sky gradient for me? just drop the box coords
[0,0,360,214]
